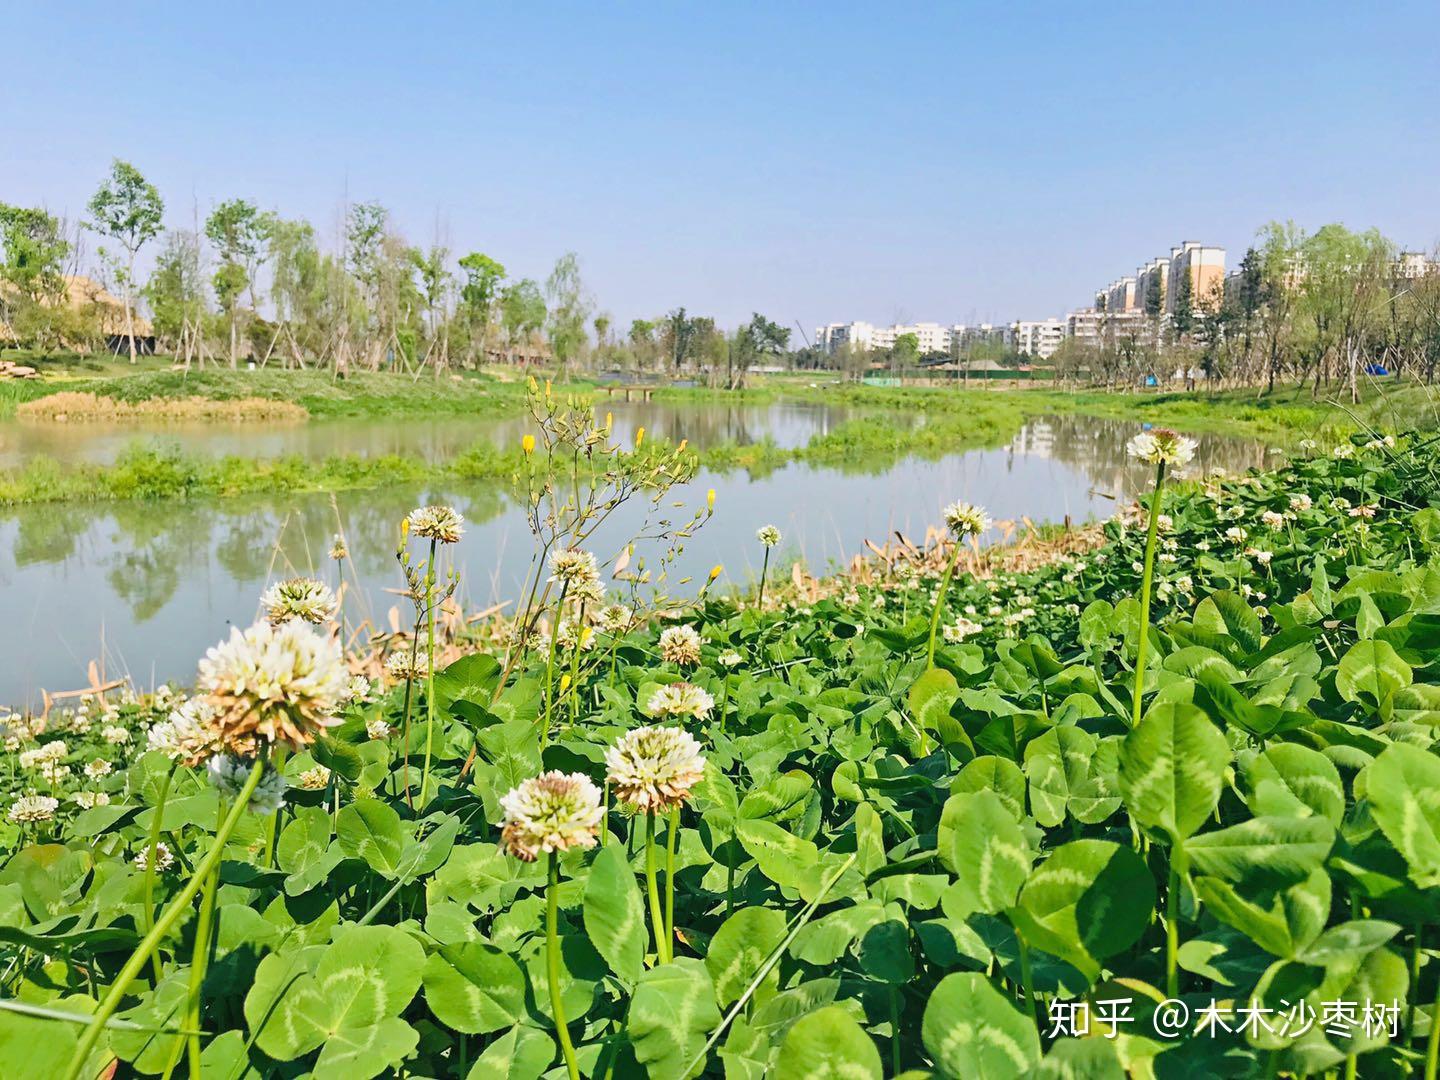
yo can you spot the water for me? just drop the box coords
[0,408,1272,705]
[0,398,854,467]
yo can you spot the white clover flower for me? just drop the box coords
[84,758,112,780]
[500,771,603,862]
[329,534,349,561]
[102,726,130,746]
[1246,547,1275,566]
[756,525,782,548]
[1158,552,1178,564]
[1332,443,1355,459]
[550,619,595,653]
[717,650,743,668]
[1177,575,1195,593]
[366,718,391,740]
[571,577,608,605]
[597,603,634,634]
[298,766,332,791]
[942,501,991,538]
[261,577,338,626]
[8,795,59,824]
[148,697,223,766]
[605,726,707,812]
[1298,438,1317,451]
[207,755,289,815]
[1156,514,1174,533]
[942,617,984,643]
[1157,581,1175,601]
[1260,510,1287,530]
[1225,526,1248,543]
[133,842,174,872]
[407,505,465,544]
[384,650,430,683]
[646,683,715,721]
[1127,428,1197,466]
[548,548,600,588]
[342,675,375,706]
[40,763,72,784]
[198,620,348,752]
[659,625,703,666]
[1330,496,1352,512]
[1349,504,1378,520]
[1194,540,1211,552]
[73,791,111,809]
[1289,494,1312,512]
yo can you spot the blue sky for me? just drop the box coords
[4,2,1437,334]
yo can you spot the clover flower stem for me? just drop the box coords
[1425,972,1440,1080]
[664,806,680,955]
[141,760,178,982]
[66,758,265,1080]
[1165,857,1180,998]
[567,601,587,731]
[1016,931,1039,1035]
[420,538,438,806]
[644,810,670,963]
[547,852,581,1080]
[756,547,771,616]
[600,781,610,846]
[725,828,736,918]
[1408,926,1422,1048]
[889,987,902,1074]
[924,541,965,670]
[399,644,420,809]
[541,582,570,750]
[181,801,226,1075]
[1132,461,1167,727]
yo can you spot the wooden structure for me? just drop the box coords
[600,384,658,401]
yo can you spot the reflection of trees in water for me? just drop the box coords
[12,510,79,567]
[1010,415,1269,499]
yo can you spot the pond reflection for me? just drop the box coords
[0,415,1274,704]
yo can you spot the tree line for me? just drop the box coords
[1053,222,1440,400]
[0,160,791,384]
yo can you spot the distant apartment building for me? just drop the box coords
[1396,251,1440,279]
[1012,319,1066,358]
[952,323,1014,350]
[814,321,877,352]
[1133,256,1170,315]
[1066,307,1148,347]
[816,320,970,355]
[1099,276,1139,313]
[1167,241,1226,313]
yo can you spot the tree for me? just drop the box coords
[457,252,506,363]
[592,313,612,366]
[86,160,164,362]
[662,308,700,374]
[143,230,206,357]
[204,199,266,367]
[729,313,790,388]
[267,217,322,365]
[892,331,920,372]
[627,318,659,370]
[410,245,451,369]
[1298,224,1393,401]
[499,279,546,363]
[0,204,71,349]
[544,252,591,375]
[1169,269,1194,341]
[1143,272,1163,318]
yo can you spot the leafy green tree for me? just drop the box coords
[1143,272,1163,318]
[628,318,659,370]
[500,278,546,363]
[204,199,266,367]
[1169,269,1194,341]
[663,308,700,374]
[728,313,791,387]
[457,252,506,362]
[892,331,920,369]
[85,160,164,362]
[0,204,71,349]
[409,245,451,368]
[142,230,205,352]
[545,252,591,375]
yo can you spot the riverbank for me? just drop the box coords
[0,378,1399,506]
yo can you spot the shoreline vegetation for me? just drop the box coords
[1,371,1434,508]
[5,385,1438,1076]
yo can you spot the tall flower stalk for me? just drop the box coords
[1126,429,1195,726]
[606,725,706,964]
[755,526,780,613]
[399,506,463,804]
[499,771,601,1080]
[926,502,990,668]
[66,760,266,1080]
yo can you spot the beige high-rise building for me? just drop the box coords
[1166,241,1226,313]
[1099,276,1138,313]
[1133,256,1169,315]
